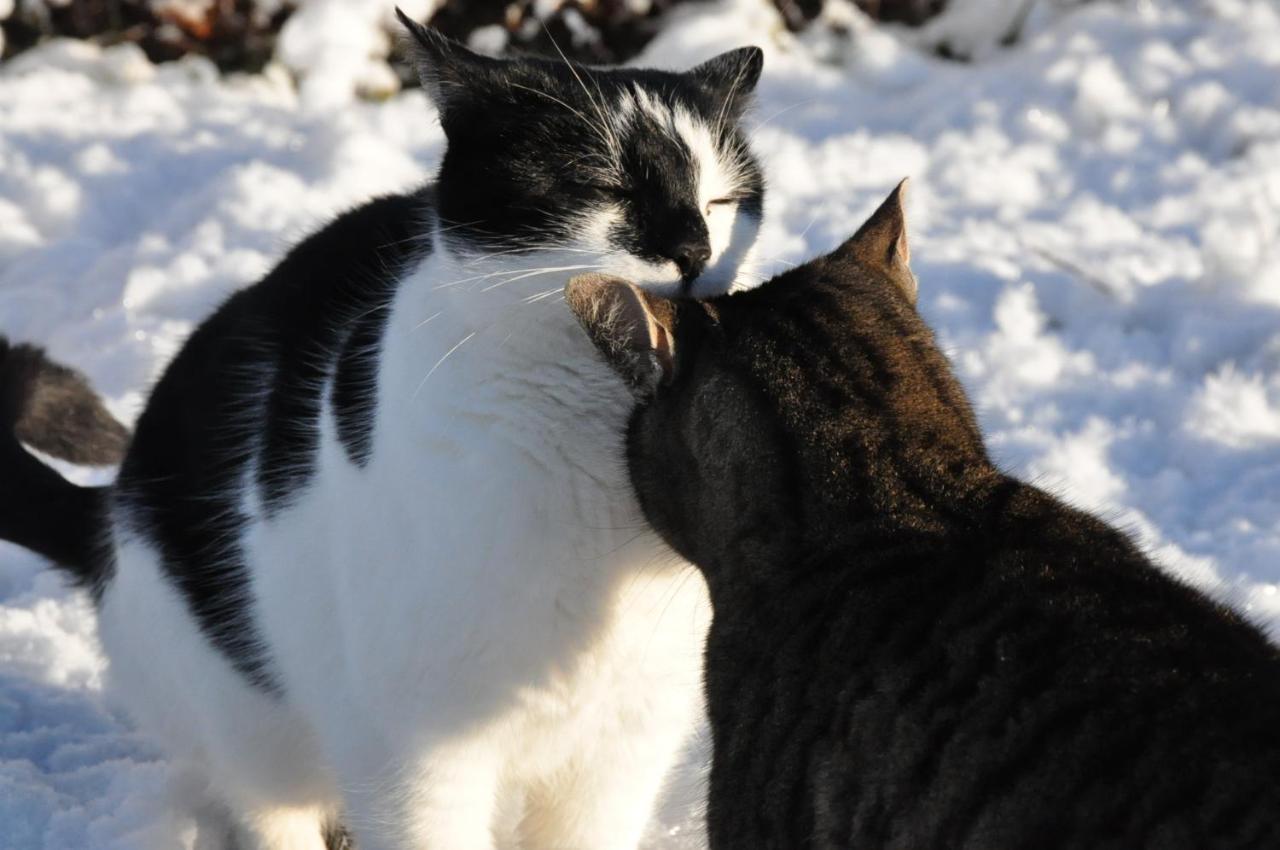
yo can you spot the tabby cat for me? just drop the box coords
[567,181,1280,849]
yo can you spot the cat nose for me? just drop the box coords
[671,239,711,282]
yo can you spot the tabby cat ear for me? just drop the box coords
[688,46,765,120]
[396,8,501,114]
[835,178,918,305]
[565,274,677,399]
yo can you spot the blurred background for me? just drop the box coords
[1,0,1089,75]
[0,1,1278,847]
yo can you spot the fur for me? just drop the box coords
[569,183,1280,850]
[0,336,130,465]
[0,18,766,850]
[0,337,123,578]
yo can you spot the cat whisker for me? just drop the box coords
[749,99,813,136]
[797,212,822,243]
[432,216,489,236]
[431,270,514,291]
[714,54,757,146]
[479,264,596,292]
[411,331,476,399]
[425,261,598,299]
[463,243,609,263]
[542,26,622,164]
[412,311,443,331]
[589,65,625,165]
[509,82,617,158]
[522,287,563,304]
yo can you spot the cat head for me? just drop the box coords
[566,182,990,571]
[398,10,764,297]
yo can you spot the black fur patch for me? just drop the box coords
[116,191,429,692]
[332,298,393,466]
[0,425,111,590]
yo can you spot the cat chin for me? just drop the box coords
[589,252,685,296]
[685,272,745,299]
[617,203,763,299]
[589,260,749,300]
[575,198,763,298]
[692,233,764,297]
[586,238,762,299]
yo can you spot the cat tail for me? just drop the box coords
[0,335,127,583]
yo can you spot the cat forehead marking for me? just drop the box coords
[618,87,740,208]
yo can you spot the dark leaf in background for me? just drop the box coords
[3,0,971,73]
[3,0,295,71]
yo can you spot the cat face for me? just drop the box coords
[399,12,765,297]
[567,182,988,568]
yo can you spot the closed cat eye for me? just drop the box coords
[705,197,737,214]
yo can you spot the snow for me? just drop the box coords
[2,0,1280,846]
[275,0,441,105]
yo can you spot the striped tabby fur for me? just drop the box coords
[567,182,1280,850]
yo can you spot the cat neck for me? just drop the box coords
[698,468,1150,638]
[374,226,638,522]
[694,458,1010,603]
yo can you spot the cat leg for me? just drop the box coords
[339,742,502,850]
[191,800,236,850]
[321,819,355,850]
[517,566,709,850]
[233,807,329,850]
[518,737,688,850]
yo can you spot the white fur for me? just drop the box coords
[97,108,756,849]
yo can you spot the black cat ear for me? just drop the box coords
[835,178,917,305]
[395,8,501,114]
[565,274,677,399]
[688,46,764,119]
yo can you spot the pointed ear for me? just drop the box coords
[688,46,764,120]
[565,274,677,399]
[835,178,917,305]
[395,8,501,114]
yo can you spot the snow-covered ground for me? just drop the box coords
[2,0,1279,846]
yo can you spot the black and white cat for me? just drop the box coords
[0,14,764,850]
[567,183,1280,849]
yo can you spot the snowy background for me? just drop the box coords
[2,0,1280,846]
